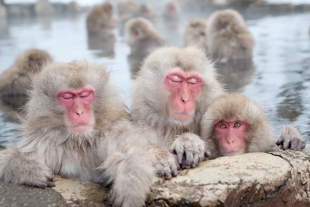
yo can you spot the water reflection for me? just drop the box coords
[0,3,309,148]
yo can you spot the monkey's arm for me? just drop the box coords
[276,125,306,151]
[170,133,207,169]
[98,120,156,207]
[0,147,54,188]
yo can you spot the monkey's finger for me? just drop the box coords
[176,151,183,164]
[33,181,47,188]
[46,180,55,187]
[191,153,199,168]
[276,136,284,146]
[282,138,291,149]
[291,138,300,151]
[204,151,211,158]
[185,151,194,167]
[156,168,165,177]
[169,161,179,177]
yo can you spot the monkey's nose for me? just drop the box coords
[76,110,83,116]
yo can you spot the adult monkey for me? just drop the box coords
[130,46,225,178]
[0,60,155,207]
[200,93,306,158]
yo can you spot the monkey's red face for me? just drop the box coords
[57,86,95,133]
[214,119,247,156]
[164,69,202,122]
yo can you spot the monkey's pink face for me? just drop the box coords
[214,119,247,156]
[164,69,202,122]
[57,86,95,133]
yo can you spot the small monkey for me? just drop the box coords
[200,93,306,159]
[86,2,115,35]
[131,46,225,178]
[162,0,181,20]
[183,18,208,52]
[207,9,254,60]
[138,3,156,20]
[124,17,166,78]
[0,60,155,207]
[117,0,139,20]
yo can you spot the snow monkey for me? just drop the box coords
[201,93,306,159]
[0,60,155,207]
[130,46,225,179]
[207,9,254,60]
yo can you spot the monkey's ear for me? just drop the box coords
[132,28,139,36]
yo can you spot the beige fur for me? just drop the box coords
[0,49,52,97]
[162,0,181,19]
[183,18,208,52]
[86,2,114,35]
[125,17,166,79]
[138,3,156,20]
[117,0,139,20]
[131,46,225,177]
[207,9,254,60]
[0,60,155,207]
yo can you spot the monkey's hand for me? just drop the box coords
[148,145,179,180]
[276,125,306,151]
[0,147,55,188]
[170,133,207,169]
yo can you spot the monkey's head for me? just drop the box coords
[15,49,52,74]
[124,17,156,46]
[201,93,273,157]
[24,60,125,136]
[131,46,224,127]
[209,9,245,35]
[185,18,207,45]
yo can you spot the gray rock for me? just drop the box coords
[0,181,67,207]
[147,150,310,207]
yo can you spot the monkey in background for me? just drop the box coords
[35,0,53,16]
[162,0,181,20]
[183,18,208,52]
[200,93,306,159]
[0,49,52,120]
[207,9,254,61]
[138,3,156,20]
[130,46,225,179]
[86,2,115,35]
[124,17,166,79]
[0,60,155,207]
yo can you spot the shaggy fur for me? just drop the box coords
[183,18,208,52]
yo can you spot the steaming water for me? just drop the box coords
[0,4,310,148]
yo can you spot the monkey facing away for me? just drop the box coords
[130,46,225,178]
[207,9,254,60]
[86,2,115,35]
[0,49,52,100]
[125,17,166,79]
[183,18,208,52]
[0,60,155,207]
[200,93,306,159]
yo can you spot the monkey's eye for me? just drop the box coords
[219,123,227,129]
[188,78,198,84]
[170,75,182,82]
[62,93,74,100]
[80,91,92,98]
[234,122,241,128]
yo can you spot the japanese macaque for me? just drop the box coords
[130,46,225,178]
[117,0,139,20]
[35,0,53,16]
[162,0,181,19]
[0,60,155,207]
[207,9,254,60]
[183,18,208,51]
[138,3,156,20]
[86,2,115,35]
[200,93,306,159]
[125,17,166,79]
[0,49,52,120]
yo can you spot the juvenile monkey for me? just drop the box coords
[0,60,155,207]
[207,9,254,60]
[125,17,166,78]
[131,46,225,178]
[162,0,181,20]
[201,93,306,159]
[86,2,114,35]
[183,18,208,51]
[138,3,156,20]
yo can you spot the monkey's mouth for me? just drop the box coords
[171,110,194,122]
[69,124,92,133]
